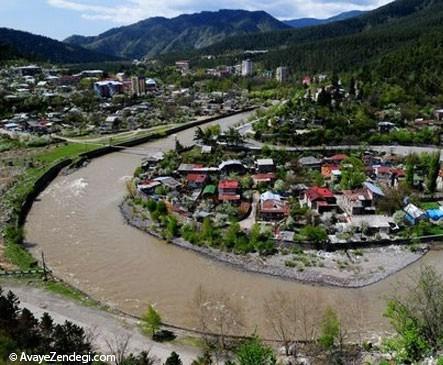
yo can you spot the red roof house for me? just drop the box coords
[186,173,208,188]
[218,179,240,202]
[326,154,348,164]
[301,186,337,213]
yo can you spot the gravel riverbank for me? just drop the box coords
[120,199,428,288]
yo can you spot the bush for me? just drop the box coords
[152,330,176,342]
[319,307,340,350]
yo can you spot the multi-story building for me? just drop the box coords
[94,80,123,98]
[175,60,190,74]
[276,66,289,82]
[241,59,253,76]
[131,76,146,96]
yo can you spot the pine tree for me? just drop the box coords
[165,351,182,365]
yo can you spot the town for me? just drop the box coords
[2,0,443,363]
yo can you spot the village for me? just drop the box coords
[121,126,443,286]
[0,63,253,138]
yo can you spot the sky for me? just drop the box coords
[0,0,392,40]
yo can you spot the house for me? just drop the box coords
[146,78,157,90]
[219,160,246,175]
[178,163,205,174]
[176,60,190,73]
[100,115,121,133]
[325,154,348,165]
[218,179,240,203]
[321,164,341,182]
[378,121,396,133]
[434,109,443,121]
[252,173,275,185]
[186,173,208,189]
[137,179,161,195]
[259,191,289,221]
[404,203,426,225]
[339,188,375,216]
[301,186,337,213]
[374,166,405,187]
[154,176,182,190]
[255,159,275,173]
[349,215,394,236]
[363,181,385,202]
[299,156,322,170]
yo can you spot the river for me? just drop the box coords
[25,111,442,340]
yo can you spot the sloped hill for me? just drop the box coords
[0,28,121,64]
[64,9,290,59]
[203,0,440,54]
[283,10,365,28]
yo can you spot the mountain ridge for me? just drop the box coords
[201,0,440,54]
[64,9,291,59]
[0,27,122,64]
[283,10,366,28]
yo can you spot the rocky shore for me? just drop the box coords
[120,199,428,288]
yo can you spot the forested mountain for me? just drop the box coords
[0,28,121,64]
[202,0,441,54]
[64,10,290,59]
[168,0,442,100]
[283,10,365,28]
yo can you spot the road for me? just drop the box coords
[2,284,200,364]
[239,191,259,230]
[241,137,443,159]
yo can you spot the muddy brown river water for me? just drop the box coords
[25,111,443,340]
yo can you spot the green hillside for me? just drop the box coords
[0,28,122,64]
[64,9,290,59]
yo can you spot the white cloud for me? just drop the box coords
[47,0,393,24]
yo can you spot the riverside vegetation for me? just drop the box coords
[2,266,443,364]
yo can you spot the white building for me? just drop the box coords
[241,59,253,76]
[276,66,289,82]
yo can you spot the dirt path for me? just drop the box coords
[2,283,200,364]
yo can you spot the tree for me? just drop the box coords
[142,305,162,338]
[191,286,244,351]
[384,266,443,362]
[300,225,327,244]
[105,334,131,365]
[249,224,261,246]
[319,307,340,350]
[263,291,298,356]
[405,160,415,188]
[240,175,253,190]
[426,152,440,193]
[224,222,241,249]
[340,156,366,190]
[165,352,182,365]
[165,216,179,240]
[191,351,212,365]
[273,179,285,193]
[234,336,276,365]
[225,127,243,145]
[200,218,217,245]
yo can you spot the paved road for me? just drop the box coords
[242,138,443,159]
[2,284,200,364]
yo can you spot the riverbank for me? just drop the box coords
[0,109,256,272]
[0,281,200,364]
[120,199,428,288]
